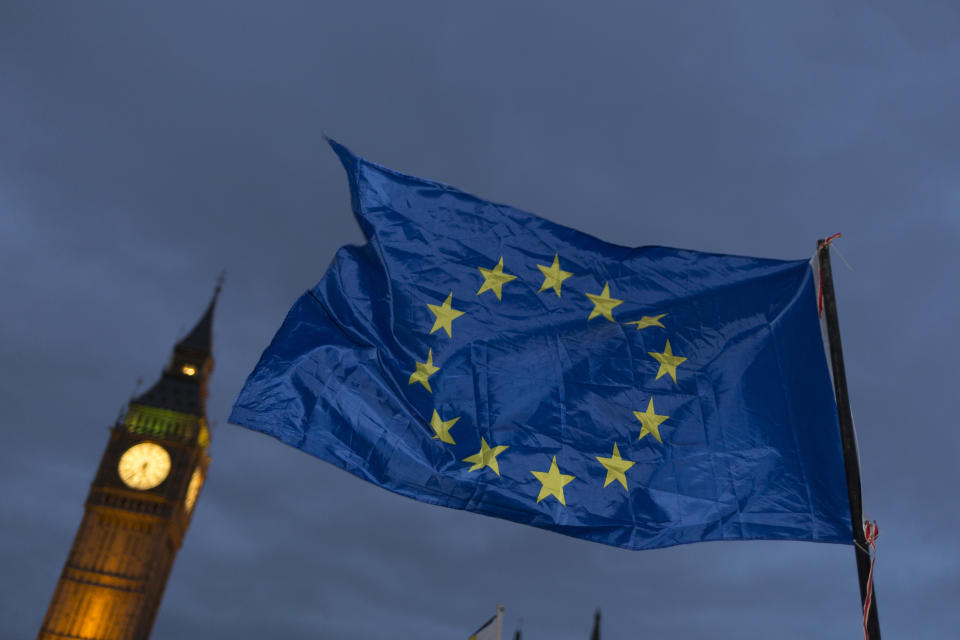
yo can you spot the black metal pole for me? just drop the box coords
[817,238,880,639]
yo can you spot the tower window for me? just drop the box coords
[181,365,197,376]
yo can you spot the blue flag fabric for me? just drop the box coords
[230,140,852,551]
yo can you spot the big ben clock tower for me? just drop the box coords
[39,283,221,640]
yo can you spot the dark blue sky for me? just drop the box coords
[2,2,958,638]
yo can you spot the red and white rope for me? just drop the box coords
[817,232,843,315]
[862,520,879,640]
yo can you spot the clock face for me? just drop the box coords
[185,467,203,512]
[117,442,171,490]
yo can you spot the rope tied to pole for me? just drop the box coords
[817,232,843,315]
[862,520,879,640]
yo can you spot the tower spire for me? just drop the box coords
[175,272,223,357]
[131,276,222,417]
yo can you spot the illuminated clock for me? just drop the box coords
[117,442,171,490]
[184,467,203,512]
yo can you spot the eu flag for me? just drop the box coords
[230,139,851,551]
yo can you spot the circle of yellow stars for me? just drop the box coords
[406,252,689,508]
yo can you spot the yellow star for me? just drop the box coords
[426,292,465,338]
[596,443,635,490]
[625,314,667,330]
[477,256,517,301]
[463,437,509,475]
[429,410,459,445]
[531,456,576,505]
[585,282,623,322]
[408,349,440,393]
[648,339,687,383]
[536,254,573,297]
[634,398,670,444]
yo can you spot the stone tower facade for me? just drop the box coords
[39,286,219,640]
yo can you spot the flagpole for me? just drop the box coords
[817,238,881,639]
